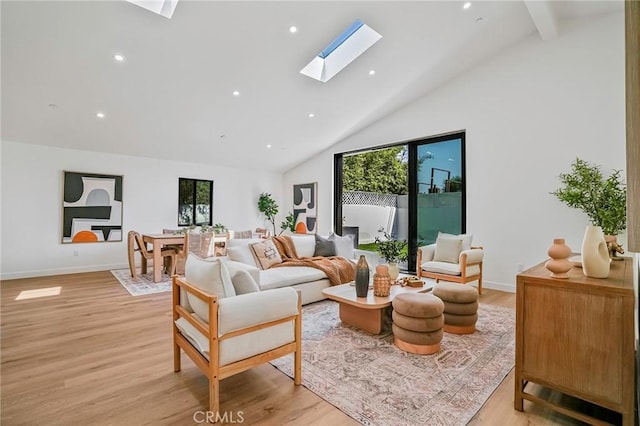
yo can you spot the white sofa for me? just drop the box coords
[222,234,378,305]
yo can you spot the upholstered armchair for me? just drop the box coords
[416,233,484,294]
[172,255,302,415]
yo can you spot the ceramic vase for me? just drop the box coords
[544,238,572,279]
[581,225,610,278]
[373,264,392,297]
[387,262,400,280]
[355,255,370,297]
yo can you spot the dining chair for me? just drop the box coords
[127,230,177,279]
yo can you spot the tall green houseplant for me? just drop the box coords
[258,193,279,235]
[551,158,627,236]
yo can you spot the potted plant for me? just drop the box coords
[279,212,295,235]
[258,193,279,236]
[212,223,227,235]
[551,158,627,237]
[375,230,408,280]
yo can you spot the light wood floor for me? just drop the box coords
[0,272,608,425]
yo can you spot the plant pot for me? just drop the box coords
[387,262,400,280]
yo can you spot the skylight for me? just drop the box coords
[300,19,382,83]
[125,0,179,19]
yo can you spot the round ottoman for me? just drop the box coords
[392,293,444,355]
[432,282,479,334]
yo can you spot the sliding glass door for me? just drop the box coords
[335,131,465,273]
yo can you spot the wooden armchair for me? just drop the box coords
[127,230,177,279]
[416,241,484,294]
[172,262,302,414]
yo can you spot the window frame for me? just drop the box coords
[178,177,213,227]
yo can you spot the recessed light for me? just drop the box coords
[114,54,125,62]
[48,103,57,109]
[267,144,272,148]
[369,70,376,76]
[289,26,297,34]
[475,17,483,23]
[308,113,315,118]
[96,112,105,118]
[233,90,240,96]
[463,2,472,10]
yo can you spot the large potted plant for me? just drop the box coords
[375,230,408,280]
[551,158,626,277]
[258,193,279,236]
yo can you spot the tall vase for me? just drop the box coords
[544,238,572,279]
[355,255,370,297]
[387,262,400,280]
[581,225,610,278]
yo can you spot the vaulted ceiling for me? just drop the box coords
[1,1,622,172]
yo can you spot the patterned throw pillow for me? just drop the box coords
[249,239,283,270]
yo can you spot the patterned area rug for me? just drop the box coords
[270,300,515,426]
[110,269,173,296]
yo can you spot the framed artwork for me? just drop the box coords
[62,171,123,243]
[293,182,317,234]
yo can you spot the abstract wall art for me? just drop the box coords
[62,171,123,243]
[293,182,317,234]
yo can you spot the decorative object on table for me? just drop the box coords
[355,255,370,297]
[374,230,408,280]
[373,264,392,297]
[606,236,625,261]
[211,223,227,234]
[62,171,123,243]
[402,276,423,287]
[581,225,610,278]
[257,192,279,236]
[544,238,573,279]
[551,157,627,251]
[293,182,317,234]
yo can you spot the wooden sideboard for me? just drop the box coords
[514,257,635,425]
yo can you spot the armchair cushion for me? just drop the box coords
[463,248,484,264]
[433,238,463,264]
[421,261,481,277]
[185,256,236,321]
[229,269,260,295]
[437,232,473,251]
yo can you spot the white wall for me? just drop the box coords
[0,141,283,279]
[284,13,626,291]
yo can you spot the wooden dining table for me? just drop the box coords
[142,233,185,282]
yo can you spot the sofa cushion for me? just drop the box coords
[226,238,263,268]
[230,269,261,294]
[329,233,354,259]
[433,237,462,264]
[249,239,283,270]
[185,256,236,322]
[290,234,316,257]
[314,234,336,257]
[260,266,327,290]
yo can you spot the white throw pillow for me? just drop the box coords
[329,233,355,259]
[437,232,473,251]
[290,234,315,258]
[433,238,463,264]
[226,245,259,268]
[185,256,236,322]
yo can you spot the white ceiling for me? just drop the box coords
[1,1,622,173]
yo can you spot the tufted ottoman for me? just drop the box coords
[391,293,444,355]
[432,282,479,334]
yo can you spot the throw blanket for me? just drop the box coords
[271,236,355,286]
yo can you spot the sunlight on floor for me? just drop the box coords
[15,286,62,300]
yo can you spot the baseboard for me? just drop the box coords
[0,263,129,281]
[481,280,516,293]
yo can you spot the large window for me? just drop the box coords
[178,178,213,226]
[334,132,465,272]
